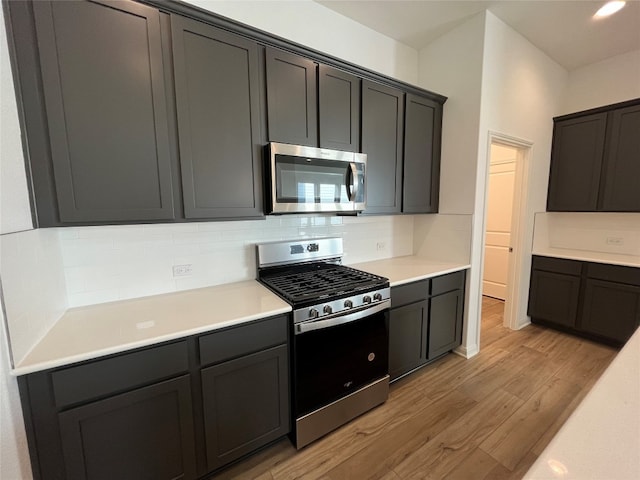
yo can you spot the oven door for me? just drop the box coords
[268,142,365,214]
[293,304,389,417]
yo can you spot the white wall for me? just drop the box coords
[187,0,419,85]
[417,13,486,356]
[562,49,640,115]
[417,13,485,215]
[477,11,568,332]
[0,308,32,480]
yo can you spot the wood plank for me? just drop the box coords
[479,376,581,470]
[443,447,500,480]
[321,389,477,480]
[456,345,547,402]
[393,388,524,479]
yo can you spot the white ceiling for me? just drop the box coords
[315,0,640,70]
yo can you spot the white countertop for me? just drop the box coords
[524,327,640,480]
[12,281,291,376]
[12,256,469,376]
[350,255,470,286]
[532,248,640,268]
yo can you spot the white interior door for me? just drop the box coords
[483,145,516,300]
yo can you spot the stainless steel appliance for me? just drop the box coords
[256,237,390,449]
[266,142,366,214]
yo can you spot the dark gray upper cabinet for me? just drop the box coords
[171,16,263,219]
[318,65,360,152]
[361,80,404,215]
[403,94,442,213]
[32,0,175,223]
[600,103,640,212]
[547,99,640,213]
[547,113,607,212]
[265,47,318,146]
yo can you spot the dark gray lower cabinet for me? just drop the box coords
[18,315,290,480]
[58,376,196,480]
[388,271,465,381]
[582,279,640,343]
[202,345,289,470]
[388,300,427,379]
[428,289,464,359]
[528,255,640,346]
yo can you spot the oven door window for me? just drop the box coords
[275,155,351,204]
[293,310,389,417]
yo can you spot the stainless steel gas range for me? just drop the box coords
[256,237,390,449]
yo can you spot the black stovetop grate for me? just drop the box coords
[259,263,387,306]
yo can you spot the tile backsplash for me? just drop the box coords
[0,229,67,364]
[533,212,640,265]
[58,215,413,307]
[0,214,420,367]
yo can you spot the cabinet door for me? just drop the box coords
[528,270,581,328]
[58,375,196,480]
[403,93,442,213]
[361,80,404,214]
[318,65,360,152]
[32,0,174,223]
[600,104,640,212]
[547,113,607,211]
[428,289,463,359]
[265,47,317,146]
[581,279,640,344]
[171,16,263,219]
[388,300,427,380]
[201,345,289,471]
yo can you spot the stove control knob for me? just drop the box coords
[344,299,353,309]
[363,295,372,304]
[309,308,319,319]
[373,293,383,302]
[323,305,333,314]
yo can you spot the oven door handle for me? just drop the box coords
[295,301,389,335]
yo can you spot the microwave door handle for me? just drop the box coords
[347,162,358,201]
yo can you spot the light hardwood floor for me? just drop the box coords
[213,297,617,479]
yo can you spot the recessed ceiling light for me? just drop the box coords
[594,1,626,18]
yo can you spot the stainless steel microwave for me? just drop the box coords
[266,142,366,214]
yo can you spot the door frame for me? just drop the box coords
[484,131,533,330]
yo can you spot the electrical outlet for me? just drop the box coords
[172,264,193,277]
[376,242,386,251]
[606,237,624,246]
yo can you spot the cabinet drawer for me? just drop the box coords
[586,262,640,286]
[431,271,465,296]
[51,341,189,409]
[391,280,429,308]
[532,255,583,276]
[199,315,288,367]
